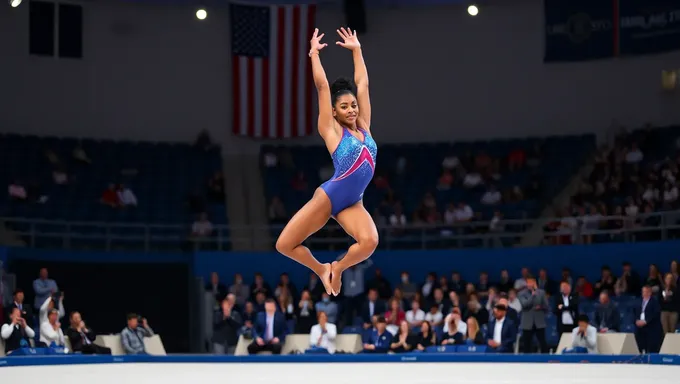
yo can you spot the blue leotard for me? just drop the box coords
[320,127,378,216]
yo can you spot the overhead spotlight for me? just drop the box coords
[9,0,22,7]
[467,5,479,16]
[196,9,207,20]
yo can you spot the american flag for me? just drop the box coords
[230,3,316,138]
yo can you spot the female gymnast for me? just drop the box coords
[275,27,378,297]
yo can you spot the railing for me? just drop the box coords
[2,211,680,252]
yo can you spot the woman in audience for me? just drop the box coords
[661,273,679,334]
[465,317,485,345]
[385,297,405,326]
[277,290,295,321]
[646,264,663,298]
[389,320,414,353]
[415,320,437,351]
[295,290,316,333]
[440,316,463,346]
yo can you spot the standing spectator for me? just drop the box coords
[33,268,58,310]
[6,289,34,325]
[362,316,391,353]
[415,321,436,351]
[661,273,679,334]
[519,275,549,353]
[406,299,425,328]
[248,299,286,355]
[619,262,642,295]
[116,184,138,207]
[397,272,418,302]
[646,264,664,298]
[385,297,406,327]
[308,311,337,354]
[121,314,154,355]
[633,286,663,353]
[228,273,249,308]
[390,320,415,353]
[315,292,338,324]
[486,303,517,353]
[361,288,385,329]
[1,307,35,354]
[343,259,373,326]
[593,291,620,333]
[555,281,579,336]
[465,317,485,345]
[212,298,242,355]
[568,314,598,354]
[295,290,316,333]
[66,311,111,355]
[205,272,227,308]
[40,308,65,347]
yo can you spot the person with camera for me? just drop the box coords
[39,292,65,327]
[1,307,35,354]
[66,311,111,355]
[212,297,242,355]
[121,313,154,355]
[40,308,65,347]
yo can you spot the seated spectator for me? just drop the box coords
[1,307,35,354]
[593,291,620,333]
[454,202,474,222]
[390,320,415,353]
[481,185,502,205]
[389,203,408,235]
[117,184,138,207]
[72,143,91,164]
[625,143,643,164]
[497,297,519,324]
[465,317,485,345]
[66,311,111,355]
[100,184,120,207]
[39,294,65,326]
[440,316,464,345]
[575,276,594,299]
[248,299,286,355]
[464,293,489,326]
[6,289,34,325]
[385,297,406,327]
[425,303,444,327]
[296,290,316,333]
[277,289,295,321]
[406,299,425,327]
[442,152,460,171]
[437,170,454,190]
[191,213,214,238]
[398,272,418,302]
[463,172,483,188]
[308,311,337,354]
[212,298,242,355]
[362,316,391,354]
[415,320,437,351]
[121,314,154,355]
[567,314,597,354]
[40,308,65,347]
[315,292,338,324]
[486,303,517,353]
[268,197,288,224]
[444,308,468,335]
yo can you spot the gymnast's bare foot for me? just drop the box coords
[319,263,333,296]
[330,261,343,296]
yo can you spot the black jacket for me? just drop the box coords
[212,310,243,346]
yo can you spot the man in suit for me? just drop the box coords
[497,297,519,324]
[555,281,579,336]
[593,291,620,333]
[66,311,111,354]
[6,289,34,326]
[486,303,517,353]
[633,285,663,353]
[361,288,385,330]
[248,298,286,355]
[518,275,549,353]
[1,307,35,354]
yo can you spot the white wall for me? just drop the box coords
[0,0,678,148]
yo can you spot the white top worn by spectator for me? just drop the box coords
[454,204,474,222]
[192,217,213,237]
[625,203,639,217]
[8,184,26,199]
[442,314,468,335]
[624,147,643,164]
[642,187,659,202]
[389,213,407,227]
[309,323,337,353]
[424,311,443,325]
[463,172,482,188]
[663,186,679,203]
[118,187,138,206]
[1,322,36,341]
[405,308,425,326]
[493,316,505,344]
[489,214,503,232]
[442,155,459,170]
[481,189,501,205]
[39,296,65,325]
[508,298,522,313]
[571,324,598,354]
[40,321,65,347]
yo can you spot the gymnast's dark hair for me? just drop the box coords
[330,77,356,105]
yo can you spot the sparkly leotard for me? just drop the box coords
[320,127,378,216]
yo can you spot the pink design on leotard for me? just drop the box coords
[333,146,375,182]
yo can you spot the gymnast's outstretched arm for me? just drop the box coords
[309,28,336,140]
[336,27,371,131]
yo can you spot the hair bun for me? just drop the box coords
[330,77,355,95]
